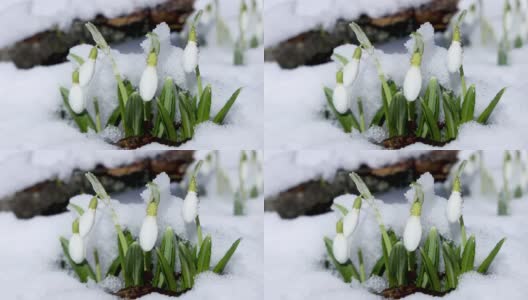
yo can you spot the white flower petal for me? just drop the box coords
[79,209,95,237]
[68,233,85,264]
[446,191,463,223]
[182,191,199,223]
[332,233,348,264]
[69,84,85,114]
[343,59,360,87]
[139,216,158,251]
[447,41,463,73]
[403,66,422,102]
[79,59,96,87]
[333,84,349,114]
[139,66,158,102]
[403,215,422,251]
[183,41,199,73]
[343,208,359,237]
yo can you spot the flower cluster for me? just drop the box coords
[60,163,241,295]
[61,15,242,147]
[324,166,506,296]
[324,18,506,148]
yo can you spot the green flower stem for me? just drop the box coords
[196,66,203,101]
[94,97,102,133]
[358,97,366,132]
[94,249,102,283]
[460,216,467,249]
[460,66,467,100]
[196,216,203,248]
[144,100,152,121]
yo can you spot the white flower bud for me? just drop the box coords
[447,41,463,73]
[69,83,85,114]
[333,83,348,114]
[139,65,158,102]
[79,209,95,237]
[68,233,85,264]
[403,215,422,251]
[139,215,158,251]
[342,208,360,237]
[403,65,422,102]
[343,59,360,87]
[446,191,463,223]
[79,59,95,87]
[182,191,199,223]
[332,233,348,264]
[183,41,199,73]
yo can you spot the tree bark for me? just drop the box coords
[264,151,459,219]
[0,151,194,219]
[265,0,459,69]
[0,0,195,69]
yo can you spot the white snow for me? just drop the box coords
[0,162,263,299]
[264,150,528,300]
[265,15,528,149]
[264,0,431,47]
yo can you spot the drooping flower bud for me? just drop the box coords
[446,177,463,223]
[332,219,348,264]
[343,196,361,237]
[343,47,362,87]
[139,201,159,251]
[182,176,199,223]
[139,52,158,102]
[447,28,463,73]
[333,70,349,114]
[403,52,422,102]
[183,26,199,73]
[69,70,85,114]
[403,201,422,251]
[68,218,85,264]
[79,47,98,87]
[79,197,98,237]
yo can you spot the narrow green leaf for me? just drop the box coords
[156,100,178,141]
[461,235,476,273]
[388,242,408,287]
[477,88,506,124]
[388,93,407,137]
[419,248,441,291]
[179,92,194,139]
[197,85,212,124]
[155,227,177,288]
[197,236,212,273]
[155,248,178,291]
[213,238,242,274]
[178,242,195,289]
[106,256,121,277]
[442,242,459,289]
[213,88,242,124]
[370,255,386,277]
[94,249,102,283]
[477,238,506,274]
[358,249,366,283]
[461,85,476,123]
[420,100,441,141]
[443,98,457,140]
[124,92,144,137]
[124,242,144,287]
[370,107,385,127]
[106,106,122,127]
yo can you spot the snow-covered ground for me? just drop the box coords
[0,150,263,299]
[0,2,263,150]
[264,0,528,150]
[264,150,528,300]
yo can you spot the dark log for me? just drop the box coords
[0,0,195,69]
[0,151,194,219]
[264,0,459,69]
[264,151,459,219]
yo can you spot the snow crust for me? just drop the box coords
[264,0,431,47]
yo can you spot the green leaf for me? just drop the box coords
[213,238,242,274]
[124,242,144,287]
[179,92,194,140]
[124,92,144,137]
[388,242,408,287]
[461,235,476,273]
[156,100,178,141]
[60,237,96,283]
[461,85,476,123]
[154,78,176,137]
[370,107,385,127]
[477,88,506,124]
[106,256,121,277]
[154,227,177,288]
[477,238,506,274]
[420,99,441,141]
[94,249,102,283]
[155,248,178,291]
[331,203,349,216]
[388,93,407,137]
[213,88,242,124]
[370,255,386,277]
[443,97,458,140]
[178,242,195,289]
[419,227,440,289]
[106,106,122,127]
[323,237,359,282]
[358,249,366,283]
[419,248,441,291]
[197,85,212,124]
[197,236,212,273]
[442,242,460,289]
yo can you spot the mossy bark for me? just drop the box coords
[264,151,459,219]
[0,0,194,69]
[0,151,194,219]
[265,0,459,69]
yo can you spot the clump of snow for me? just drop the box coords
[264,0,431,47]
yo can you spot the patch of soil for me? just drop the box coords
[113,286,188,299]
[382,135,453,149]
[116,135,188,149]
[380,285,452,299]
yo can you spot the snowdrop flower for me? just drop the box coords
[343,47,362,87]
[79,46,97,87]
[403,52,422,102]
[333,70,349,114]
[332,219,348,264]
[182,175,199,223]
[505,2,513,32]
[68,218,85,264]
[183,25,199,73]
[139,52,158,102]
[69,70,85,114]
[446,177,463,223]
[139,201,159,251]
[343,196,362,237]
[79,197,98,237]
[447,27,463,73]
[403,201,422,251]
